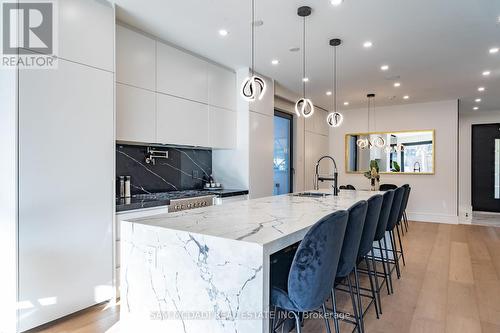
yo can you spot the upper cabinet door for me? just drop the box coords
[209,106,236,149]
[116,25,156,90]
[57,0,114,71]
[116,83,156,143]
[156,43,208,103]
[156,94,209,147]
[208,64,236,111]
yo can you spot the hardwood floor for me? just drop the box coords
[30,222,500,333]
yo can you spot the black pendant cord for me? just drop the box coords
[251,0,255,76]
[302,16,306,98]
[367,96,371,132]
[333,45,337,113]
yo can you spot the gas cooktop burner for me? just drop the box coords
[132,190,210,201]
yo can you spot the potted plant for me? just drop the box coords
[364,160,380,191]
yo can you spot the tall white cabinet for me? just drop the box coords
[11,1,115,331]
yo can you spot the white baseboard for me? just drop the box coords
[407,212,459,224]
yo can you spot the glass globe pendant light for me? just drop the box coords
[294,6,314,118]
[326,38,344,128]
[240,0,266,101]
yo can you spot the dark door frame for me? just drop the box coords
[274,109,294,193]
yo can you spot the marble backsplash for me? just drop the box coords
[116,144,212,195]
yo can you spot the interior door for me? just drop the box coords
[472,124,500,212]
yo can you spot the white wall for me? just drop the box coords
[458,110,500,219]
[330,100,459,223]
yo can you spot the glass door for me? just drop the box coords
[273,111,293,195]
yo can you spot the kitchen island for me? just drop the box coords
[120,190,382,333]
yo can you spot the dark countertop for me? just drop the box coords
[116,189,249,213]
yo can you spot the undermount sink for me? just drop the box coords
[292,192,331,198]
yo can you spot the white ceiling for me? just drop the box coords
[113,0,500,112]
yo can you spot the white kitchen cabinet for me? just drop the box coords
[248,74,274,116]
[18,58,114,331]
[208,63,236,111]
[209,106,236,149]
[156,42,208,103]
[116,24,156,90]
[22,0,114,72]
[116,83,156,143]
[156,94,209,146]
[249,111,274,199]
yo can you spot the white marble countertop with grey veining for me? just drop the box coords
[124,189,383,254]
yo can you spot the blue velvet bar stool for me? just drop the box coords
[400,184,411,233]
[369,189,395,299]
[331,200,368,333]
[355,194,383,319]
[385,187,405,279]
[393,185,410,265]
[270,210,349,333]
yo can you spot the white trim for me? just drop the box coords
[407,211,459,224]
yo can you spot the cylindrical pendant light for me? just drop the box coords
[240,0,266,102]
[326,38,344,128]
[295,6,314,118]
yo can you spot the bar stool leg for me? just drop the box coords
[347,275,362,333]
[365,257,380,318]
[290,311,301,333]
[396,223,406,266]
[330,289,340,333]
[322,303,332,333]
[389,230,401,279]
[353,267,365,333]
[381,238,394,294]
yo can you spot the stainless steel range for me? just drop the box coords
[168,194,215,212]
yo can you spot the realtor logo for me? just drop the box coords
[2,0,57,68]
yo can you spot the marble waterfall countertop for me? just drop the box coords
[125,189,381,255]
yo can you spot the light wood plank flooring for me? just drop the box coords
[29,222,500,333]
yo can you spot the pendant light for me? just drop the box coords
[240,0,266,101]
[326,38,344,128]
[357,93,385,149]
[295,6,314,118]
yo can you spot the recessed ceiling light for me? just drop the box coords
[394,82,401,87]
[380,65,389,71]
[302,77,309,82]
[363,41,373,48]
[475,98,482,103]
[330,0,343,6]
[326,91,332,96]
[489,47,499,54]
[271,59,279,65]
[482,70,491,76]
[218,29,228,37]
[403,95,409,100]
[478,87,485,92]
[343,101,349,106]
[473,106,479,110]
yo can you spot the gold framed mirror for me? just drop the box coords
[345,129,435,175]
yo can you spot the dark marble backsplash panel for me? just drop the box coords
[116,144,212,195]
